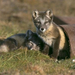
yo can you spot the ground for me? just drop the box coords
[0,0,75,75]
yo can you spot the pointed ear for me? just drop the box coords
[32,10,39,19]
[26,30,33,37]
[45,10,53,20]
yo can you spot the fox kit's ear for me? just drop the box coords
[32,10,39,19]
[26,30,33,37]
[46,10,53,20]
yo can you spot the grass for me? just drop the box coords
[0,49,75,75]
[0,21,75,75]
[0,0,75,74]
[0,21,35,37]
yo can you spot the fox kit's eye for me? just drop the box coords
[45,20,49,25]
[45,20,49,23]
[37,20,41,23]
[36,21,41,25]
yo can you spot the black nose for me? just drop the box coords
[40,28,44,31]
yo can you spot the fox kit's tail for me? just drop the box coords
[0,38,18,53]
[0,39,9,52]
[0,44,9,52]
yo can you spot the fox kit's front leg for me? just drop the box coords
[51,37,60,59]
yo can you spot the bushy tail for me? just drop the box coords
[0,44,9,52]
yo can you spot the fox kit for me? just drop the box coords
[25,30,52,55]
[32,10,70,60]
[0,30,51,54]
[0,33,26,52]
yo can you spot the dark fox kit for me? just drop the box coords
[0,33,26,52]
[25,30,52,55]
[0,30,51,56]
[32,10,70,60]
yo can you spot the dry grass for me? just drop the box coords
[0,0,75,75]
[0,0,75,22]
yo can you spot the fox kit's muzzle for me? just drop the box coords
[40,27,46,32]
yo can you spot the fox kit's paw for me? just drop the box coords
[50,55,64,63]
[55,59,65,63]
[55,59,61,63]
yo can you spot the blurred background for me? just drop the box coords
[0,0,75,37]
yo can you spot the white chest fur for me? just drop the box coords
[38,35,55,46]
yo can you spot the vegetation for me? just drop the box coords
[0,0,75,75]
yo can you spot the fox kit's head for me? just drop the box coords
[32,10,53,33]
[25,30,44,50]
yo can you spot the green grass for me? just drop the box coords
[0,49,75,75]
[0,21,35,37]
[0,21,75,75]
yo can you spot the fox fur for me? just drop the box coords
[32,10,70,60]
[0,33,26,52]
[25,30,52,55]
[0,30,51,55]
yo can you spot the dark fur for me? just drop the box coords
[25,30,52,55]
[0,33,26,52]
